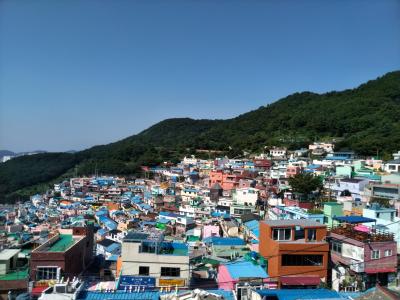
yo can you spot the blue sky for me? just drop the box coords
[1,0,399,152]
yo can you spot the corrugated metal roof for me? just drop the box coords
[225,260,268,279]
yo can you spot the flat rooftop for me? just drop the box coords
[124,230,163,243]
[263,219,325,228]
[37,234,79,252]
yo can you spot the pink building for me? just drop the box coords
[286,166,302,178]
[202,225,220,239]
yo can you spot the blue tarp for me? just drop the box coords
[333,216,376,224]
[203,237,245,246]
[255,289,343,300]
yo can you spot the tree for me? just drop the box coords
[288,173,323,201]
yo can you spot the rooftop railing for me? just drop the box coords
[329,225,394,242]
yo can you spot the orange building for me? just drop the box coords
[259,219,329,288]
[209,170,242,190]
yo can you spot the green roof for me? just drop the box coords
[48,234,75,252]
[324,202,341,206]
[187,235,200,242]
[0,267,28,281]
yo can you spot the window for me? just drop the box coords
[332,241,342,254]
[139,266,150,276]
[371,250,380,259]
[272,228,291,241]
[307,229,317,241]
[37,267,58,280]
[384,249,393,257]
[281,254,323,266]
[161,267,180,277]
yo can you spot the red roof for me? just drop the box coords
[280,276,320,286]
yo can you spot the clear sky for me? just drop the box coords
[1,0,399,152]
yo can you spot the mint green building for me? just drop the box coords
[323,202,343,228]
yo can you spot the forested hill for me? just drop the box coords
[1,71,400,203]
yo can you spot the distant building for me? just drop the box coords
[209,170,242,191]
[269,147,287,159]
[309,142,334,154]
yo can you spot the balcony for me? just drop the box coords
[329,226,394,242]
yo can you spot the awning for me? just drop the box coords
[280,276,320,286]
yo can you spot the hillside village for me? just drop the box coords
[1,143,400,300]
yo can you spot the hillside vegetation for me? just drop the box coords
[1,71,399,203]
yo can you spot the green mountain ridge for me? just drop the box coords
[1,70,400,203]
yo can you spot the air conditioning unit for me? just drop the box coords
[54,283,67,294]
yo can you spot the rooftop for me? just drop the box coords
[255,288,343,300]
[124,230,163,243]
[225,260,268,279]
[340,178,366,183]
[38,234,78,252]
[330,225,394,242]
[263,219,325,228]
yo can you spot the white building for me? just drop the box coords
[233,188,259,206]
[308,142,335,153]
[269,147,287,158]
[384,159,400,174]
[121,231,190,287]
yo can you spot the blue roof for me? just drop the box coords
[138,203,151,210]
[255,289,344,300]
[106,255,119,262]
[95,210,108,217]
[307,164,322,169]
[157,218,171,224]
[159,211,180,218]
[99,216,118,230]
[77,290,234,300]
[106,243,121,253]
[225,260,268,279]
[203,237,245,246]
[333,216,376,224]
[244,220,259,238]
[211,211,222,217]
[97,229,108,236]
[77,291,160,300]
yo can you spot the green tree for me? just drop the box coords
[288,173,323,201]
